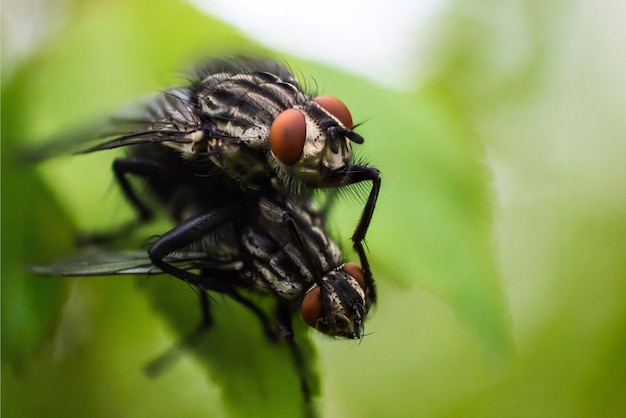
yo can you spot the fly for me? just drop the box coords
[32,194,374,340]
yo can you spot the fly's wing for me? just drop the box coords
[23,87,206,162]
[79,88,206,153]
[27,248,238,277]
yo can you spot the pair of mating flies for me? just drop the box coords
[32,58,381,407]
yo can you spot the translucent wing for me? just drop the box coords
[27,247,238,277]
[23,88,204,163]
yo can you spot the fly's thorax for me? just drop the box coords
[167,119,276,188]
[259,197,342,275]
[288,201,342,268]
[301,262,370,339]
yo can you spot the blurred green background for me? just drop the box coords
[2,0,625,417]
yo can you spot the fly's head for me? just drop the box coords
[269,96,364,187]
[300,262,373,339]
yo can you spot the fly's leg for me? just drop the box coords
[353,239,377,305]
[198,289,213,327]
[276,301,316,417]
[226,289,280,341]
[112,157,167,222]
[342,164,380,303]
[343,165,380,246]
[147,207,233,287]
[144,291,214,377]
[77,157,169,244]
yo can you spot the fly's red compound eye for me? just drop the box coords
[301,285,323,328]
[342,262,366,290]
[269,108,306,166]
[314,96,354,129]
